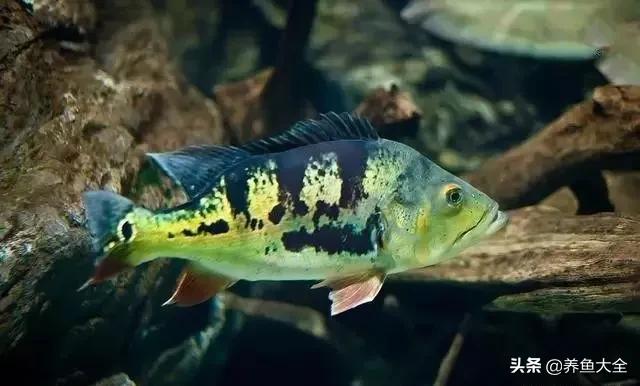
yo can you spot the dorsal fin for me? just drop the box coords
[147,113,378,198]
[240,112,379,154]
[147,145,249,199]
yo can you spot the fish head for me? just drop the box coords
[383,159,507,269]
[418,176,508,264]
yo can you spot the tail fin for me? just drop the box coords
[83,190,134,250]
[81,191,138,287]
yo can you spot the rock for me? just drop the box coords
[92,373,136,386]
[539,187,579,214]
[151,0,273,91]
[33,0,96,31]
[355,85,421,128]
[213,69,275,143]
[0,1,233,385]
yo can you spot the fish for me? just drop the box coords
[81,112,508,315]
[401,0,640,62]
[584,19,640,86]
[401,0,607,60]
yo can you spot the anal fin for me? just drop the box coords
[163,263,236,307]
[312,271,386,316]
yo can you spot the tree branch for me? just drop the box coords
[466,85,640,210]
[397,207,640,313]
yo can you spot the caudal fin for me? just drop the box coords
[81,190,139,287]
[83,190,134,250]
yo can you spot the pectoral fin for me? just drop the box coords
[163,264,236,307]
[312,271,386,315]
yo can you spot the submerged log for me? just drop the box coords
[398,206,640,313]
[466,85,640,211]
[355,84,421,140]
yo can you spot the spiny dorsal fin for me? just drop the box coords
[147,113,377,199]
[241,112,379,154]
[147,146,250,199]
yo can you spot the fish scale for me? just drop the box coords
[164,140,396,277]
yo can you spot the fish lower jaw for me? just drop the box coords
[484,210,508,236]
[443,209,508,260]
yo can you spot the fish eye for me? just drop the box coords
[118,220,134,242]
[445,185,464,208]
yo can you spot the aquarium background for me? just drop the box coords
[0,0,638,385]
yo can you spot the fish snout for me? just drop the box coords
[485,206,509,236]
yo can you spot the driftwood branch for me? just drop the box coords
[466,85,640,210]
[261,0,318,132]
[433,314,472,386]
[214,0,317,143]
[398,207,640,313]
[355,84,422,140]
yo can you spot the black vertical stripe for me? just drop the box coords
[225,159,251,221]
[274,151,310,217]
[224,141,374,222]
[337,141,369,208]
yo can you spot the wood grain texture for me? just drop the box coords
[398,207,640,312]
[466,85,640,210]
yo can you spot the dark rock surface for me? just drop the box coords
[92,373,136,386]
[0,1,234,385]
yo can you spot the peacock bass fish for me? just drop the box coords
[82,113,508,315]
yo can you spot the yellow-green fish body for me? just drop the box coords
[83,113,507,314]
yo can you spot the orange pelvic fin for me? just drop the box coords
[163,264,236,307]
[312,271,386,316]
[78,255,131,291]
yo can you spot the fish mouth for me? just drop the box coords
[454,204,508,246]
[484,205,509,236]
